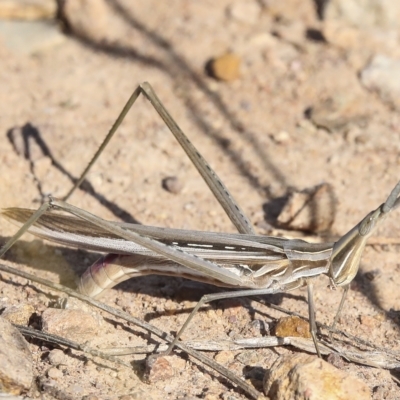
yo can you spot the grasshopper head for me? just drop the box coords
[330,205,387,286]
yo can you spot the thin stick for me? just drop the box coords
[16,325,132,368]
[99,337,400,369]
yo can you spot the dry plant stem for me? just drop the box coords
[101,337,400,369]
[0,263,261,400]
[16,325,132,368]
[101,337,292,355]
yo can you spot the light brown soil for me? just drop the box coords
[0,1,400,399]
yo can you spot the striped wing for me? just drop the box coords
[2,207,333,288]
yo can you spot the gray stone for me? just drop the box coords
[310,95,368,132]
[1,304,34,326]
[162,176,184,194]
[41,307,102,343]
[143,355,174,384]
[360,55,400,111]
[324,0,400,30]
[47,367,63,380]
[0,317,33,395]
[47,349,66,366]
[264,353,370,400]
[58,297,104,327]
[0,20,65,55]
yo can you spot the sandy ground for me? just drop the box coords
[1,0,400,399]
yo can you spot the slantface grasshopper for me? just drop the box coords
[1,82,400,360]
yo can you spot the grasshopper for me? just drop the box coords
[1,82,400,358]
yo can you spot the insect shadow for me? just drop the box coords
[6,123,139,224]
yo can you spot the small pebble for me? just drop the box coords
[41,308,102,342]
[48,349,66,366]
[208,53,241,82]
[270,130,290,144]
[47,367,63,380]
[364,271,377,281]
[2,304,34,325]
[275,316,311,339]
[143,355,174,383]
[162,176,183,194]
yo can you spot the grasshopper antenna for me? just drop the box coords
[383,181,400,213]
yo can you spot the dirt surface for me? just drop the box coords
[1,0,400,399]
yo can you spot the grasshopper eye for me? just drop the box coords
[359,214,374,236]
[359,208,382,236]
